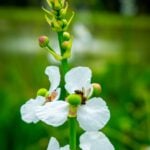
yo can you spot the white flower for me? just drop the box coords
[20,96,45,123]
[65,67,110,131]
[79,131,114,150]
[47,137,70,150]
[35,66,110,131]
[20,66,61,123]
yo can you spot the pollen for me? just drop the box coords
[46,91,58,102]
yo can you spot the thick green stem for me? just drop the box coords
[57,31,69,99]
[69,117,77,150]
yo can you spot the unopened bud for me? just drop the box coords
[92,83,102,97]
[67,94,81,106]
[39,36,49,48]
[61,41,71,50]
[63,32,70,41]
[62,19,67,28]
[60,9,66,18]
[52,0,62,10]
[60,2,68,18]
[37,88,48,96]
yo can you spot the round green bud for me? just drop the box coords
[37,88,48,96]
[92,83,102,97]
[60,9,66,18]
[62,19,67,27]
[61,41,70,50]
[38,36,49,48]
[66,94,82,106]
[63,32,70,41]
[53,3,61,10]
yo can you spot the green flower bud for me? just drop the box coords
[37,88,48,96]
[62,19,68,28]
[59,0,65,8]
[39,36,49,48]
[60,9,66,18]
[63,32,70,41]
[51,20,63,32]
[61,41,72,49]
[59,2,68,18]
[54,3,62,11]
[92,83,102,97]
[67,94,82,106]
[51,0,62,11]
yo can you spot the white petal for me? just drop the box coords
[47,137,70,150]
[36,101,69,126]
[47,137,60,150]
[77,97,110,131]
[80,132,114,150]
[45,66,60,92]
[20,96,45,123]
[84,84,93,98]
[65,67,92,94]
[60,145,70,150]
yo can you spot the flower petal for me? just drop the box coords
[77,97,110,131]
[36,101,69,126]
[60,145,70,150]
[47,137,70,150]
[20,96,45,123]
[65,67,92,94]
[80,132,114,150]
[47,137,60,150]
[45,66,60,92]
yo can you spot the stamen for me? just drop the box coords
[75,90,87,105]
[45,90,58,103]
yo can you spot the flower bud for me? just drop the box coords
[63,32,70,41]
[92,83,102,97]
[60,9,66,18]
[37,88,48,96]
[62,19,67,28]
[61,41,70,50]
[66,94,81,106]
[51,0,62,11]
[59,2,68,18]
[39,36,49,48]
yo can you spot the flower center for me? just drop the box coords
[46,90,58,102]
[75,90,87,104]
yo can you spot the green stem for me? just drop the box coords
[69,117,76,150]
[57,31,69,99]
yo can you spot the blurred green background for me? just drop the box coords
[0,0,150,150]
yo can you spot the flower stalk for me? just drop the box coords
[57,31,69,99]
[69,117,77,150]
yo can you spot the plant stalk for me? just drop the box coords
[69,117,77,150]
[57,31,69,99]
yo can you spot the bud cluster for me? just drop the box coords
[61,32,72,58]
[44,0,74,32]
